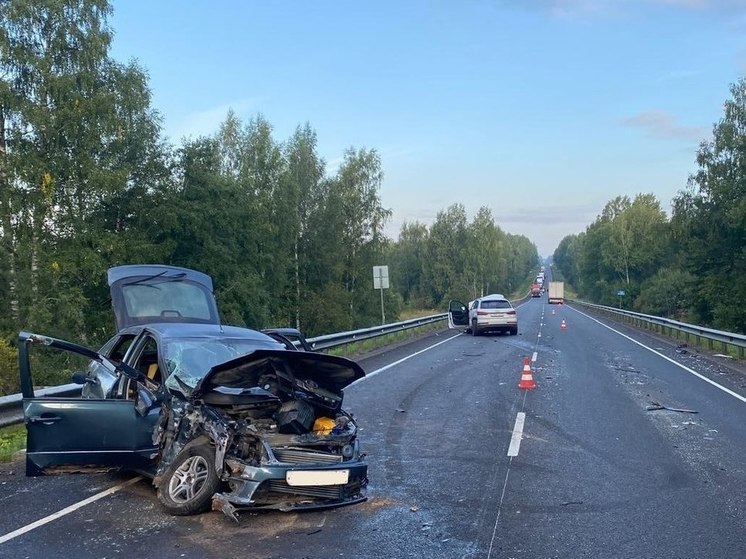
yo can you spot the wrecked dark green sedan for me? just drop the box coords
[19,265,368,520]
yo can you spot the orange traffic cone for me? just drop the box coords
[560,319,567,331]
[518,357,536,390]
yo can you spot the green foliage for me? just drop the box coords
[0,338,19,396]
[554,78,746,334]
[670,78,746,332]
[634,268,698,320]
[389,221,429,306]
[393,204,539,307]
[0,0,169,346]
[0,424,26,463]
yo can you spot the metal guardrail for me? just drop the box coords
[306,313,448,351]
[0,383,83,429]
[0,313,450,429]
[572,300,746,359]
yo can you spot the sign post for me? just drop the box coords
[373,266,389,325]
[617,289,625,309]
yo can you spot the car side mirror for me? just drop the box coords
[71,371,98,385]
[135,386,157,417]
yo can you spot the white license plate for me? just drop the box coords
[286,469,349,486]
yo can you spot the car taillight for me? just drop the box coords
[506,310,516,315]
[477,311,490,315]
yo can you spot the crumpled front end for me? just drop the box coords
[154,394,367,521]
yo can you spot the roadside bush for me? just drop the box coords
[0,338,19,397]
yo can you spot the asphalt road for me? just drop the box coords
[1,299,745,559]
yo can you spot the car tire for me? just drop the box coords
[471,320,480,336]
[510,328,518,336]
[157,445,221,516]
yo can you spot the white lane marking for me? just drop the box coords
[569,307,746,404]
[531,352,538,363]
[349,332,463,386]
[0,476,143,545]
[507,412,526,457]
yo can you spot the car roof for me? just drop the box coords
[478,293,507,301]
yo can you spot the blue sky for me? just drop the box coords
[109,0,746,256]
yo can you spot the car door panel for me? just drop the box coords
[448,299,470,327]
[24,396,158,475]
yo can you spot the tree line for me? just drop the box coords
[0,1,538,394]
[553,78,746,335]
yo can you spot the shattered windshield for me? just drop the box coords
[163,336,282,393]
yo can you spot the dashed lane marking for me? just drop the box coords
[507,412,526,457]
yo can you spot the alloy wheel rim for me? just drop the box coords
[168,455,209,503]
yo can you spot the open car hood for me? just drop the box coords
[190,349,365,410]
[108,265,220,330]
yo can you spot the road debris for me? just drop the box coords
[646,401,698,414]
[560,501,584,506]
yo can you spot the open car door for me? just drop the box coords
[19,332,160,476]
[448,300,470,329]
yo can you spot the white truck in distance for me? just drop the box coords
[548,281,564,304]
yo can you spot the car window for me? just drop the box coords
[80,335,136,399]
[480,300,511,310]
[108,335,136,362]
[163,336,283,391]
[121,281,213,323]
[131,336,162,384]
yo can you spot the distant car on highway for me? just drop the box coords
[448,293,518,336]
[18,264,368,520]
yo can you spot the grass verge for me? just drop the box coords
[0,424,26,463]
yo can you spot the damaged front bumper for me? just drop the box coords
[213,460,368,521]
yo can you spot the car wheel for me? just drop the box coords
[471,320,480,336]
[157,445,221,516]
[510,328,518,336]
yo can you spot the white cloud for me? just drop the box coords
[502,0,746,18]
[165,97,264,141]
[621,110,706,141]
[324,144,423,177]
[652,0,707,7]
[493,203,601,225]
